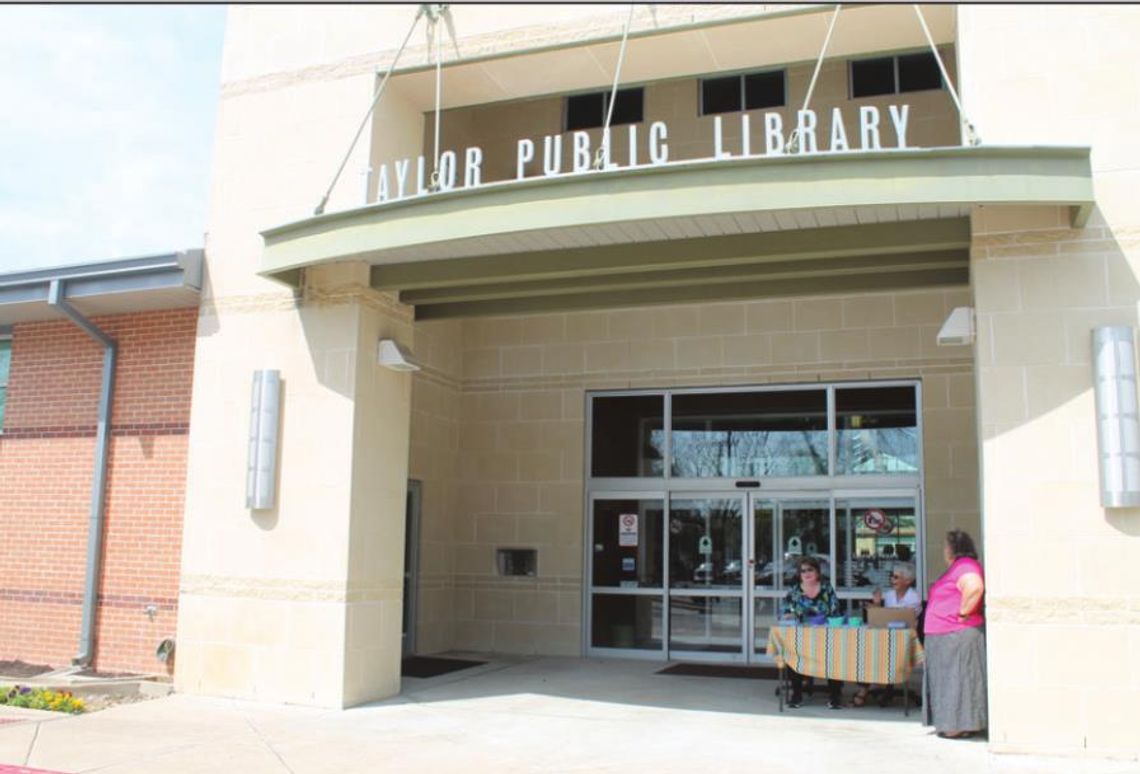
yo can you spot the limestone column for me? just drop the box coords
[961,5,1140,755]
[176,263,413,707]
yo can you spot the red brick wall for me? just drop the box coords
[0,307,197,675]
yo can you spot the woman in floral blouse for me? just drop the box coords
[781,555,843,709]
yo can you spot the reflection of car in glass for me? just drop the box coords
[755,555,832,586]
[692,559,744,584]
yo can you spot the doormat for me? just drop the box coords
[400,656,486,679]
[657,663,780,680]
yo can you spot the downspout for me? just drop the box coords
[47,280,116,667]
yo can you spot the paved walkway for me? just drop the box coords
[0,656,1136,773]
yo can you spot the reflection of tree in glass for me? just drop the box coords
[647,430,667,475]
[671,429,828,477]
[840,427,918,473]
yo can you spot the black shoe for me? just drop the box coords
[828,699,843,710]
[787,694,803,709]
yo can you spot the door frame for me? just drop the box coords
[402,479,422,657]
[746,492,836,664]
[664,492,750,664]
[584,487,923,664]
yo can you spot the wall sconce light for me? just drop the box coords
[1092,326,1140,507]
[937,307,975,346]
[246,369,281,510]
[378,339,420,372]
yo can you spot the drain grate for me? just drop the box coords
[657,663,780,680]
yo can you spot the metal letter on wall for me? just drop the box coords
[1092,327,1140,507]
[246,370,281,510]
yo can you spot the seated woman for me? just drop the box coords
[852,561,921,707]
[781,556,843,709]
[873,561,922,613]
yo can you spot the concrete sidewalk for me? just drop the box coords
[0,656,1135,774]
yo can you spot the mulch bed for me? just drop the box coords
[0,661,53,680]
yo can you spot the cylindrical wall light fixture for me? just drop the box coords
[246,369,281,510]
[1092,326,1140,507]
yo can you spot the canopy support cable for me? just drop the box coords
[313,5,425,215]
[593,4,637,170]
[913,4,980,145]
[429,5,445,190]
[787,3,842,154]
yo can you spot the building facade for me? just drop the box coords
[0,255,202,675]
[2,3,1138,762]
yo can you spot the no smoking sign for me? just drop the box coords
[619,513,639,547]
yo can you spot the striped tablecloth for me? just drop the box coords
[766,624,924,685]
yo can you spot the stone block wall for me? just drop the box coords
[410,285,981,656]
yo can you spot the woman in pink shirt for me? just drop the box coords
[922,529,987,739]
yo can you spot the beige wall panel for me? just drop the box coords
[342,295,418,704]
[962,5,1140,757]
[207,73,377,298]
[221,5,647,83]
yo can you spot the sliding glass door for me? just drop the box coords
[585,381,924,663]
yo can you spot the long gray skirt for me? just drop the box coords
[922,627,988,733]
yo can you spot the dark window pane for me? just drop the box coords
[898,52,942,92]
[591,594,663,650]
[744,70,785,110]
[606,87,644,126]
[592,499,664,587]
[496,548,537,577]
[591,395,665,477]
[671,390,828,477]
[566,92,604,131]
[835,386,919,474]
[701,75,742,115]
[851,57,895,98]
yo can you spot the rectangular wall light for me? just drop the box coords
[1092,326,1140,507]
[247,369,281,510]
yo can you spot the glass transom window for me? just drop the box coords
[589,381,919,480]
[671,390,827,477]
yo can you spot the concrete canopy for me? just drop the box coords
[260,146,1093,319]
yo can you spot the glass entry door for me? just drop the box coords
[665,492,834,661]
[749,497,831,659]
[590,490,919,662]
[667,497,745,660]
[664,494,831,662]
